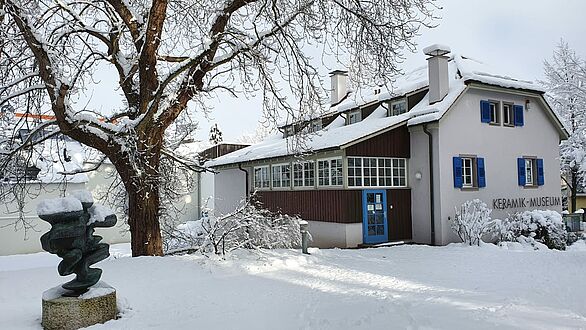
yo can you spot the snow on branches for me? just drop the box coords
[450,199,496,246]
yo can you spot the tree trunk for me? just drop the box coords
[570,170,578,213]
[127,185,164,256]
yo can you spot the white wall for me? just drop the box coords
[307,220,362,248]
[436,88,563,245]
[200,171,215,214]
[214,168,248,216]
[409,124,443,244]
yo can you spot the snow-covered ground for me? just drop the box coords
[1,243,585,329]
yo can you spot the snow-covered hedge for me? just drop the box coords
[165,202,302,256]
[450,199,497,246]
[495,210,568,250]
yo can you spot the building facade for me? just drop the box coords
[209,45,568,248]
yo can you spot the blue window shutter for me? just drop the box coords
[514,105,524,126]
[537,158,544,186]
[453,157,463,188]
[477,157,486,188]
[480,100,491,123]
[517,158,526,186]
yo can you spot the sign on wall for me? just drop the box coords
[492,196,561,210]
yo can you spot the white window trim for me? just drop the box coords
[271,163,291,190]
[461,157,475,188]
[488,100,500,125]
[253,165,270,190]
[502,102,514,127]
[347,110,362,125]
[293,161,316,189]
[524,158,536,186]
[317,157,344,188]
[390,99,407,116]
[346,156,408,188]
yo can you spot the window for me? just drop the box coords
[347,110,362,125]
[271,164,291,188]
[317,158,343,186]
[283,126,294,138]
[518,157,543,187]
[461,157,475,187]
[347,157,407,187]
[503,103,514,126]
[308,120,322,133]
[390,100,407,116]
[293,161,314,187]
[453,156,486,189]
[253,166,270,189]
[489,101,499,124]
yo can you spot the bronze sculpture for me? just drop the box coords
[38,191,117,297]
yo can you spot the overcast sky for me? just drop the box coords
[86,0,586,144]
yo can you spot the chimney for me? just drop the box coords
[423,44,451,104]
[330,70,348,105]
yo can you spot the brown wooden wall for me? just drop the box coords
[387,189,412,241]
[255,188,413,241]
[255,190,362,224]
[345,125,410,158]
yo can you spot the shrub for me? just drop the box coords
[450,199,496,246]
[495,210,568,250]
[165,201,302,256]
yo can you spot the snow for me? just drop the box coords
[423,44,451,55]
[42,281,115,300]
[36,197,82,216]
[210,51,553,168]
[88,204,115,225]
[70,189,94,204]
[1,243,586,329]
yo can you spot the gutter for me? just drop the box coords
[238,163,249,200]
[422,124,436,246]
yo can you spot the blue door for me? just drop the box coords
[362,190,388,244]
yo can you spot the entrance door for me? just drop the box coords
[362,190,388,244]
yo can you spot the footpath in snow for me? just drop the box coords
[0,243,585,329]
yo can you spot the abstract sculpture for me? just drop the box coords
[38,190,117,297]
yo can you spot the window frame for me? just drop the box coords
[347,110,362,125]
[271,163,291,189]
[524,157,537,186]
[460,157,477,188]
[346,156,408,188]
[488,100,500,125]
[389,99,407,116]
[502,102,514,127]
[253,165,270,190]
[317,157,344,187]
[292,161,315,188]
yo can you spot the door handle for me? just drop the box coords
[389,205,393,209]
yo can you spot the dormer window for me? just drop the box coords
[389,99,407,116]
[308,119,322,133]
[347,110,361,125]
[284,125,294,138]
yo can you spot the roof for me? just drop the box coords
[208,53,566,168]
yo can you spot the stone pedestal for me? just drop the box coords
[42,281,117,330]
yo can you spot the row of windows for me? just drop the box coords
[347,157,407,187]
[480,100,524,127]
[453,155,544,189]
[253,157,408,190]
[346,99,407,126]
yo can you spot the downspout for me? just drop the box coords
[422,124,436,246]
[238,163,249,200]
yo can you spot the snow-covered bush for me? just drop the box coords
[450,200,496,246]
[165,201,302,256]
[495,210,568,250]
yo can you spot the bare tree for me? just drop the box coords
[0,0,437,256]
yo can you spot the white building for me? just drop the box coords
[208,45,568,248]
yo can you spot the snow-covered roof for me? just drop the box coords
[208,53,556,167]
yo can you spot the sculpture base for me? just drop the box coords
[42,281,117,330]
